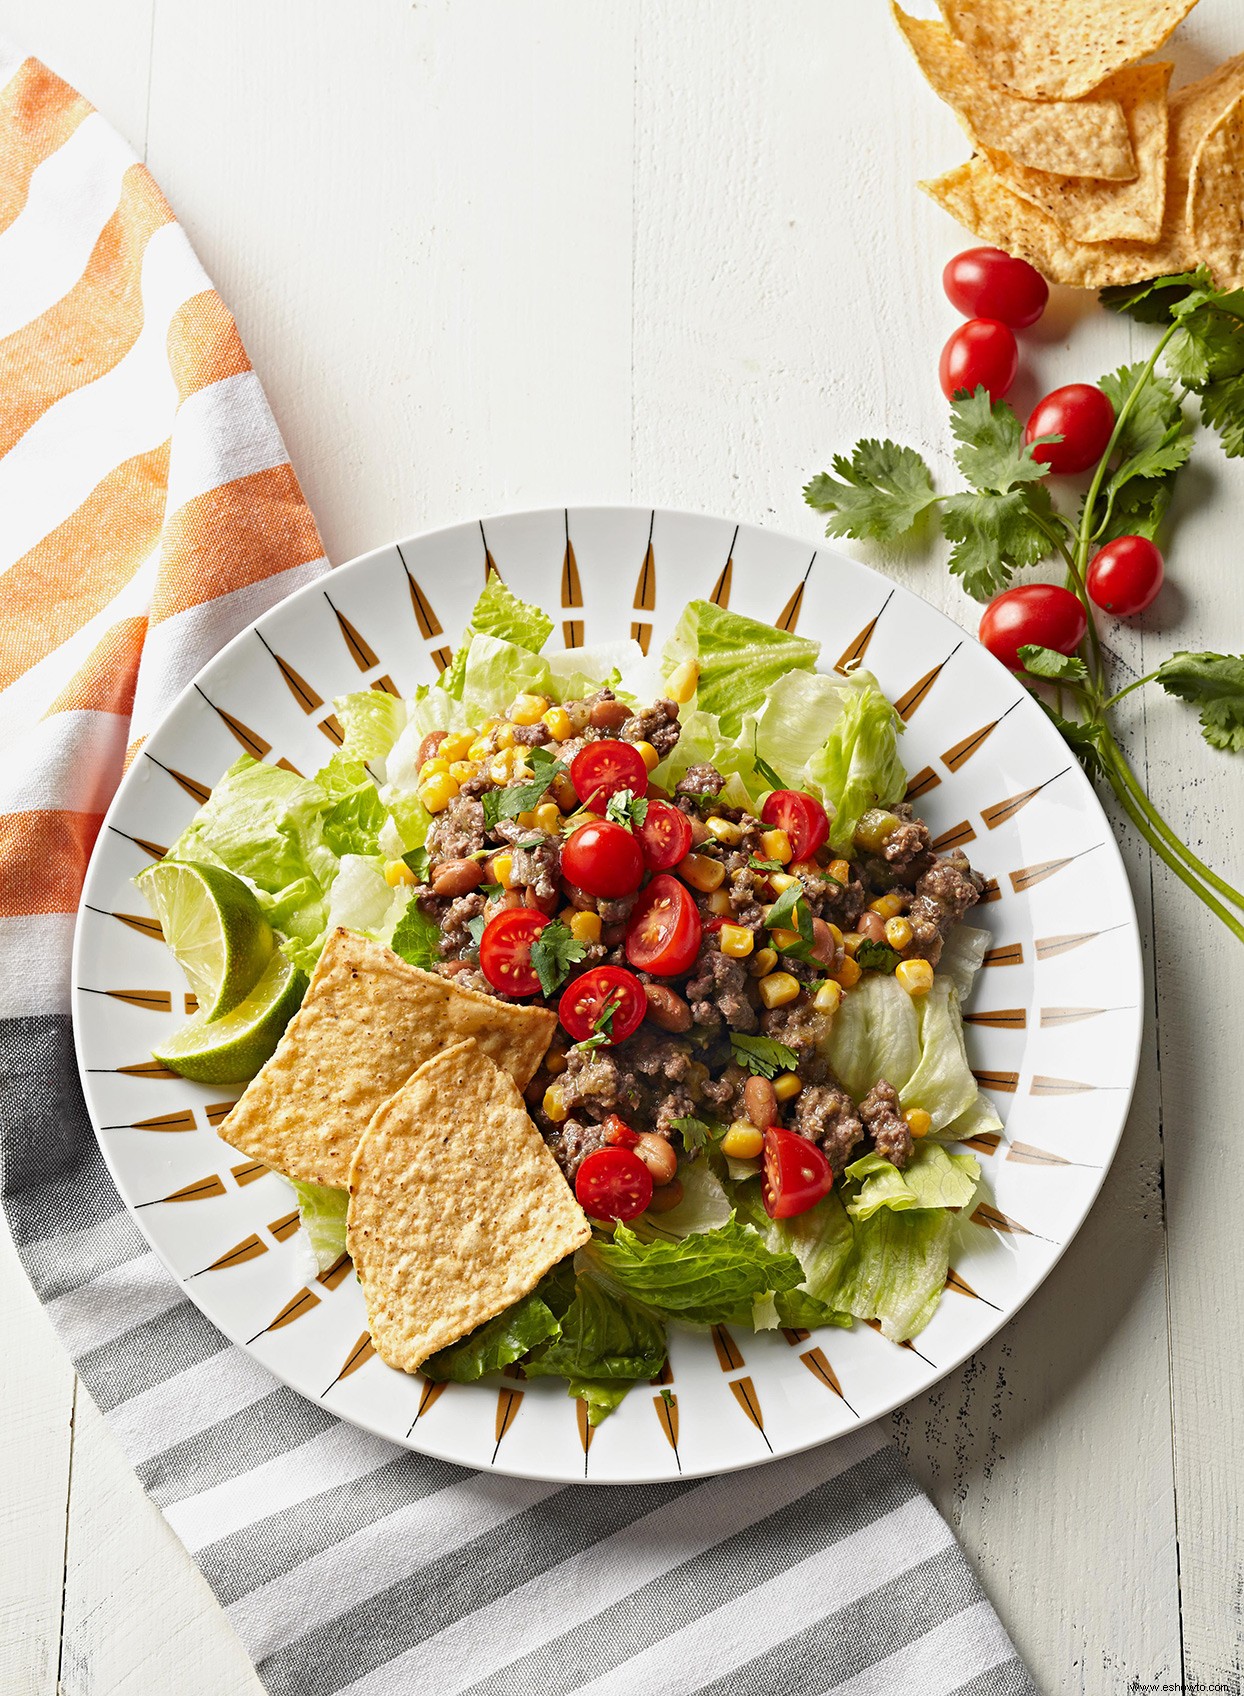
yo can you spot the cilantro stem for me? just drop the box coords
[1099,731,1244,912]
[1102,670,1160,710]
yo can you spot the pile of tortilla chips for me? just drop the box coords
[895,0,1244,289]
[221,930,589,1371]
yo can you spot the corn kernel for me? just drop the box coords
[825,921,844,948]
[468,735,492,762]
[905,1108,932,1139]
[678,852,725,893]
[543,1084,568,1123]
[489,852,516,890]
[896,958,934,997]
[721,1121,764,1159]
[442,731,474,762]
[510,693,549,726]
[769,927,801,951]
[493,723,515,749]
[813,980,843,1015]
[828,858,852,884]
[448,760,478,785]
[749,946,778,978]
[834,956,862,989]
[885,916,914,951]
[719,923,754,958]
[842,932,863,957]
[489,754,513,784]
[544,1048,568,1076]
[760,828,792,865]
[418,773,459,813]
[855,808,900,852]
[666,659,700,705]
[516,810,539,829]
[551,772,578,811]
[707,888,733,916]
[769,872,799,895]
[773,1071,802,1102]
[569,910,602,944]
[558,906,577,927]
[705,815,743,845]
[869,894,904,920]
[384,859,417,887]
[534,802,561,834]
[758,971,801,1009]
[543,706,573,741]
[419,755,451,778]
[633,740,660,773]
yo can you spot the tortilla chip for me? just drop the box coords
[937,0,1200,102]
[1190,90,1244,289]
[893,6,1134,179]
[218,929,556,1187]
[922,59,1244,287]
[347,1039,591,1372]
[986,64,1171,245]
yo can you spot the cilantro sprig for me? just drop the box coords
[729,1034,799,1079]
[482,746,566,828]
[529,921,587,997]
[605,789,649,830]
[763,882,816,960]
[803,272,1244,948]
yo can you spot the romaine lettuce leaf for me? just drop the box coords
[442,572,554,696]
[288,1180,348,1271]
[422,1290,562,1383]
[524,1270,667,1382]
[582,1218,803,1326]
[805,668,907,853]
[661,600,821,735]
[335,689,408,764]
[325,854,398,937]
[815,1204,958,1342]
[567,1378,635,1426]
[844,1142,980,1222]
[732,1184,855,1317]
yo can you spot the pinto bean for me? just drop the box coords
[810,917,838,967]
[602,922,627,946]
[858,911,886,944]
[416,730,447,768]
[430,858,483,898]
[688,815,712,846]
[643,984,693,1032]
[645,1178,685,1214]
[633,1132,679,1185]
[590,698,630,732]
[744,1075,778,1129]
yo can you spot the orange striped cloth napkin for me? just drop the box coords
[0,49,327,998]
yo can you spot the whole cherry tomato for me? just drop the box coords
[761,1127,834,1220]
[637,799,694,870]
[943,247,1048,329]
[575,1146,653,1221]
[760,789,829,862]
[561,819,644,899]
[1086,535,1164,616]
[558,965,647,1045]
[625,873,702,977]
[979,583,1088,672]
[938,318,1018,402]
[1025,384,1115,474]
[570,740,649,806]
[478,908,550,997]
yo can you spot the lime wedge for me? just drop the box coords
[136,860,274,1020]
[151,953,307,1084]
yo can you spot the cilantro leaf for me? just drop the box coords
[1036,701,1104,779]
[1095,472,1175,544]
[479,882,505,900]
[751,740,786,793]
[855,939,901,974]
[482,746,566,827]
[1087,363,1192,535]
[402,844,431,882]
[804,439,939,542]
[729,1034,799,1079]
[1018,645,1090,684]
[749,856,784,872]
[529,920,588,997]
[1100,270,1211,323]
[941,483,1056,601]
[1154,651,1244,752]
[465,914,487,948]
[605,789,649,830]
[949,388,1055,493]
[764,882,815,959]
[389,900,441,971]
[670,1114,717,1151]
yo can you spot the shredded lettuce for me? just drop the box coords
[288,1180,348,1272]
[661,600,821,735]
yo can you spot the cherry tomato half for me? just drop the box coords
[558,965,647,1045]
[603,1112,640,1149]
[760,789,829,862]
[561,819,645,899]
[979,583,1088,673]
[1025,384,1115,474]
[638,799,694,870]
[943,247,1048,329]
[570,740,649,806]
[478,907,550,997]
[1086,535,1164,616]
[625,873,702,977]
[938,318,1018,402]
[761,1127,834,1220]
[575,1146,653,1221]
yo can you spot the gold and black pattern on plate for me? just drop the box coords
[834,590,893,675]
[140,750,211,806]
[893,644,961,723]
[105,825,167,861]
[560,509,584,648]
[194,682,301,775]
[708,525,739,609]
[774,553,816,635]
[631,511,656,654]
[255,630,345,746]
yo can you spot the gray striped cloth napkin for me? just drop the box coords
[0,42,1036,1696]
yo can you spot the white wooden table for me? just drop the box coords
[2,3,1241,1691]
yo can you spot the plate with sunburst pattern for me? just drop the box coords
[73,507,1142,1483]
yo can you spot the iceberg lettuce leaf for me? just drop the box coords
[805,669,907,853]
[288,1180,348,1272]
[334,689,408,764]
[661,600,820,736]
[844,1142,980,1222]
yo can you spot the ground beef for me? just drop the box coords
[426,792,486,860]
[438,891,485,956]
[559,1048,643,1119]
[511,721,553,747]
[759,998,832,1080]
[907,850,985,965]
[685,937,758,1033]
[544,1116,608,1181]
[794,1082,863,1173]
[675,764,724,797]
[563,882,637,924]
[700,1061,748,1122]
[794,861,867,927]
[489,826,561,901]
[621,698,681,757]
[880,818,932,877]
[859,1079,912,1169]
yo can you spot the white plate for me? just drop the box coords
[73,507,1142,1484]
